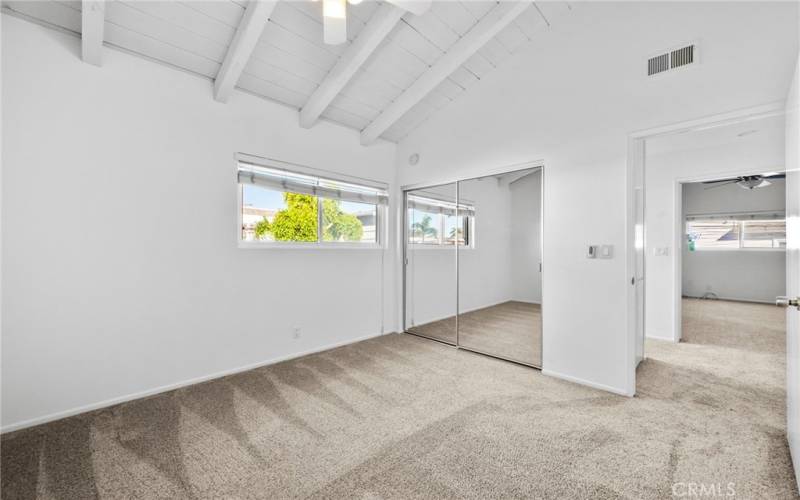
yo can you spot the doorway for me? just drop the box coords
[403,165,544,368]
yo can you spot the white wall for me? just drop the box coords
[645,117,785,341]
[395,1,798,395]
[681,180,785,303]
[1,16,397,430]
[510,170,542,303]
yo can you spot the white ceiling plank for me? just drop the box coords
[103,21,221,77]
[236,72,309,108]
[299,3,404,128]
[513,4,548,39]
[449,67,479,89]
[269,3,345,55]
[402,11,457,52]
[479,38,512,67]
[260,21,339,70]
[214,0,278,103]
[249,41,329,83]
[320,105,370,131]
[434,78,464,100]
[106,2,228,61]
[430,1,475,37]
[463,52,494,78]
[459,0,494,21]
[4,1,81,32]
[183,1,245,29]
[127,1,237,47]
[495,22,530,53]
[328,92,382,121]
[386,0,431,17]
[361,1,531,145]
[81,0,105,66]
[243,55,320,96]
[388,22,441,65]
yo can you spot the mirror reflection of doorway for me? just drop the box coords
[403,166,543,367]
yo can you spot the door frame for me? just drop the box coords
[625,101,786,395]
[401,159,546,368]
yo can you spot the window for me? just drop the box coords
[238,160,387,246]
[407,194,474,247]
[686,216,786,250]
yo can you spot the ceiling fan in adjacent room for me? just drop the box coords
[317,0,431,45]
[702,172,786,190]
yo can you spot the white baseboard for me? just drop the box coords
[1,331,391,434]
[683,294,776,305]
[646,334,678,342]
[542,369,633,397]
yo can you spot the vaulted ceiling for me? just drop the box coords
[2,0,571,144]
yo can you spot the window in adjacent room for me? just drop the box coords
[238,159,388,246]
[686,215,786,250]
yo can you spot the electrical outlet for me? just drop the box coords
[292,327,301,339]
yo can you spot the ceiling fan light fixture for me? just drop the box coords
[737,178,771,190]
[323,0,347,45]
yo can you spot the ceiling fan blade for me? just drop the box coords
[701,178,739,184]
[385,0,431,16]
[764,173,786,179]
[703,180,739,190]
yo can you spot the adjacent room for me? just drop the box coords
[1,0,799,498]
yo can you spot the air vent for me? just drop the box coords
[671,45,694,69]
[647,53,670,76]
[647,43,696,76]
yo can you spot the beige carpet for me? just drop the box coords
[1,299,796,499]
[408,301,542,366]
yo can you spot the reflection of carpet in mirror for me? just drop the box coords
[408,301,541,366]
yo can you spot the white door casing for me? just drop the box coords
[785,54,800,490]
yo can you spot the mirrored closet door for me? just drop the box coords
[404,183,458,344]
[457,168,542,367]
[404,167,543,367]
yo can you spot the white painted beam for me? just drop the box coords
[360,1,532,145]
[214,0,278,103]
[81,0,105,66]
[300,3,404,128]
[386,0,431,16]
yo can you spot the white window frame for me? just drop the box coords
[686,217,787,252]
[236,154,388,250]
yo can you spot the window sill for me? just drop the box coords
[688,248,786,252]
[408,245,474,251]
[238,241,384,250]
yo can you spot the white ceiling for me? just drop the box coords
[3,0,571,143]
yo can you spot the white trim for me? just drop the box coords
[630,101,785,139]
[236,152,389,190]
[683,295,780,305]
[400,160,545,192]
[1,331,392,434]
[646,333,678,343]
[542,369,633,397]
[238,241,384,250]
